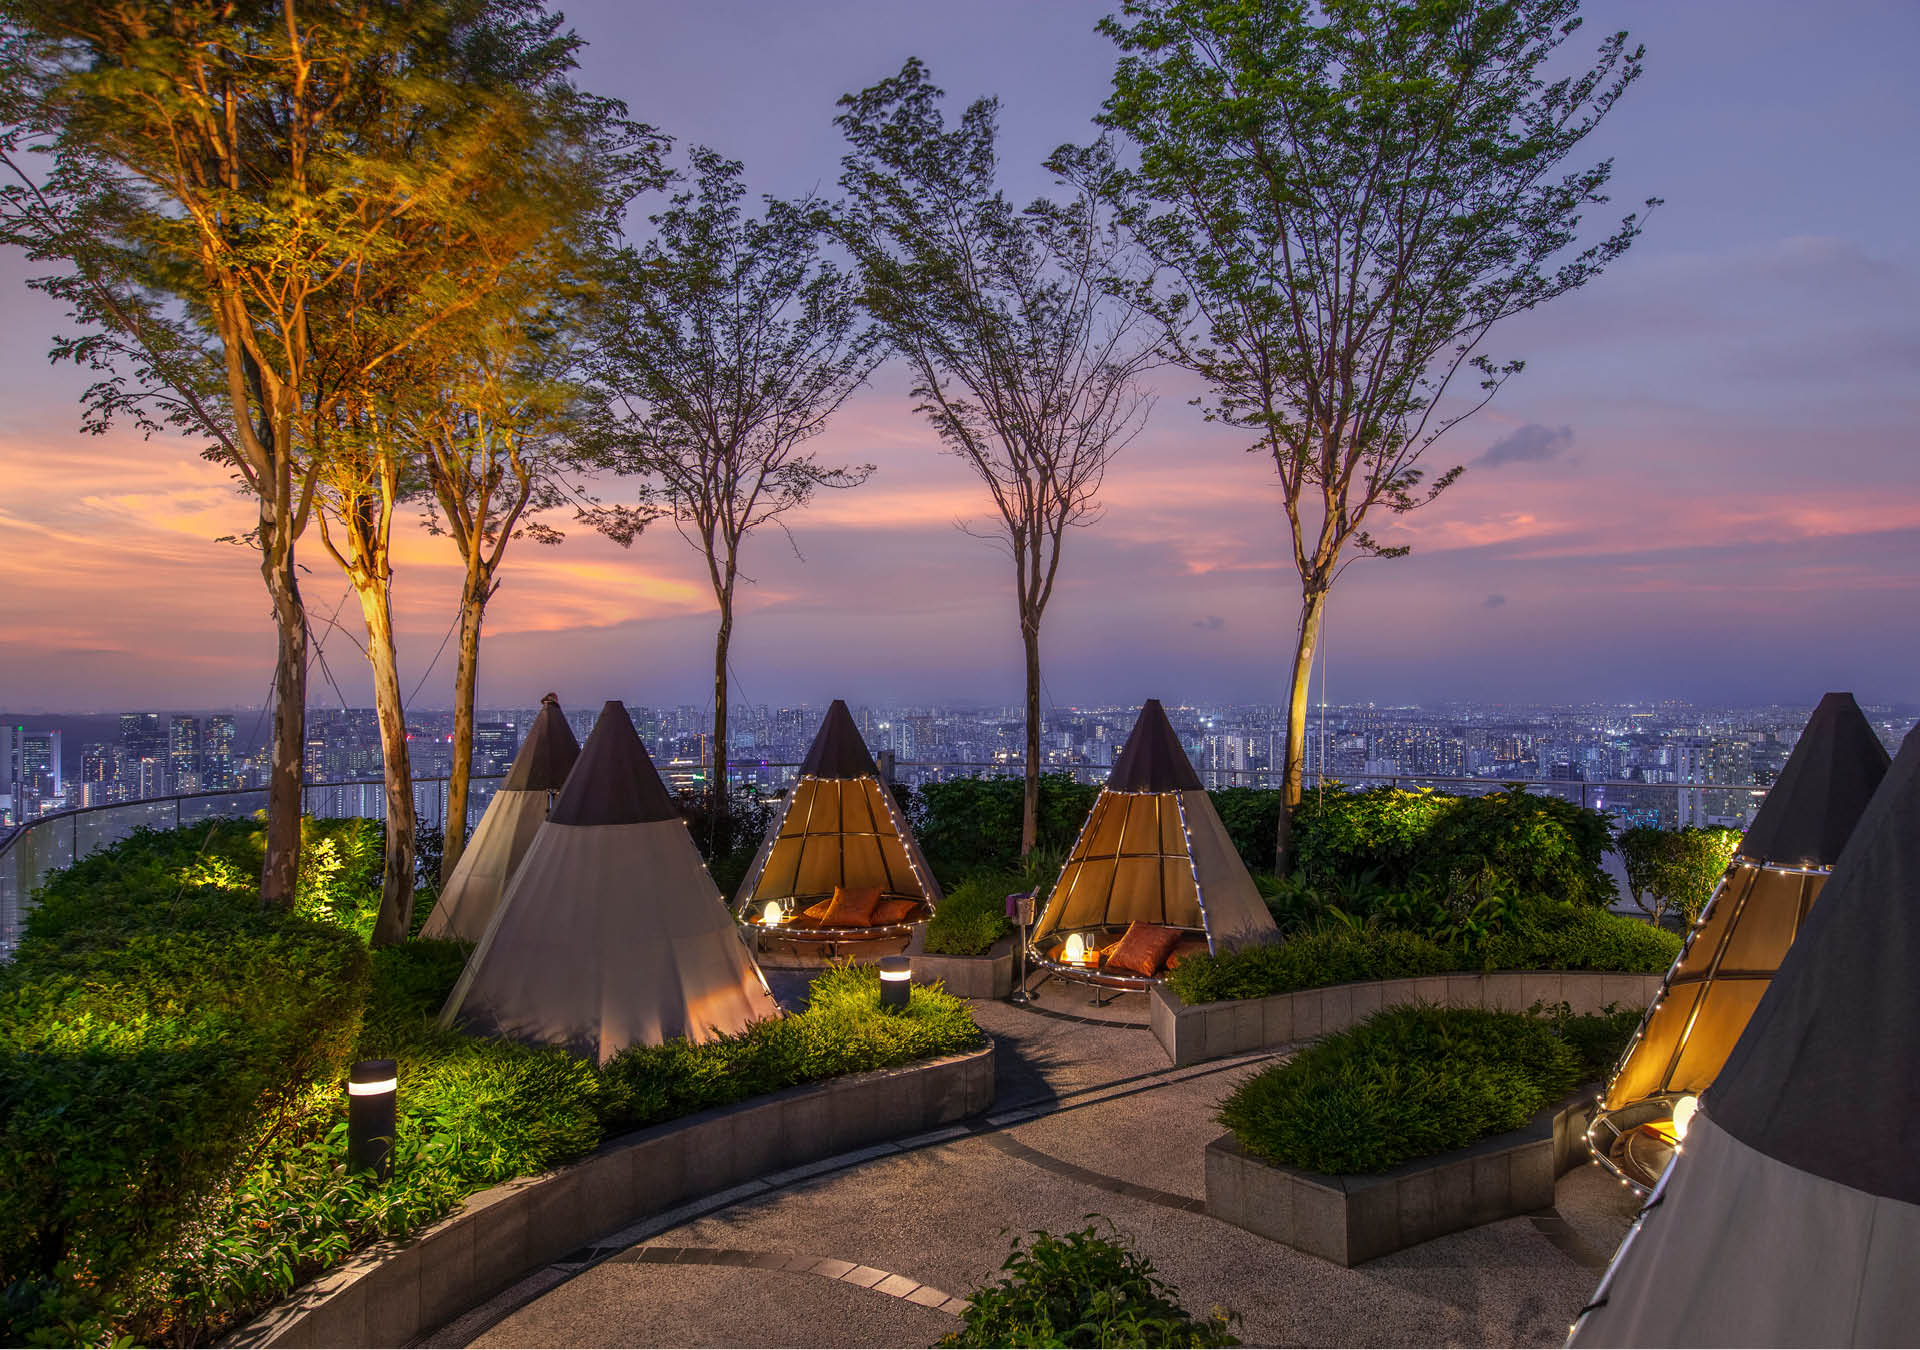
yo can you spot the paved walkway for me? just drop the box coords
[425,981,1637,1348]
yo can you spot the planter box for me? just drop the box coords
[1151,970,1662,1067]
[1206,1089,1599,1266]
[231,1041,996,1349]
[912,936,1016,1000]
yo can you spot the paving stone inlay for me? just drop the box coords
[614,1246,969,1316]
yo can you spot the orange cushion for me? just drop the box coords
[872,897,920,925]
[1105,922,1185,977]
[1163,937,1210,971]
[802,899,834,922]
[820,884,884,928]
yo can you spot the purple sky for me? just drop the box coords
[1,1,1916,713]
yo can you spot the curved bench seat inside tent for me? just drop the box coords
[1026,700,1277,990]
[736,701,943,954]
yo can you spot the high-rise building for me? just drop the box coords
[205,715,236,790]
[13,728,62,811]
[473,721,518,776]
[169,715,202,794]
[120,713,168,797]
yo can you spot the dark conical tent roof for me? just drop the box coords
[1109,699,1203,792]
[798,699,879,779]
[548,701,679,826]
[1737,691,1889,865]
[1709,723,1920,1203]
[499,693,581,792]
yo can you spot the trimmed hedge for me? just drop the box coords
[1164,902,1680,1006]
[924,870,1018,957]
[1220,1004,1639,1175]
[910,773,1099,883]
[0,823,981,1347]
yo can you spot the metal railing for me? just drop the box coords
[0,759,1759,959]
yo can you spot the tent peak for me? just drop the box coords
[500,694,580,793]
[1108,699,1203,792]
[1737,691,1890,866]
[547,700,679,826]
[798,699,881,779]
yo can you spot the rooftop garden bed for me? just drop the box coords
[0,822,980,1347]
[1219,1004,1639,1177]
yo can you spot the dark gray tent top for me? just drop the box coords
[500,693,581,792]
[797,699,880,780]
[1737,691,1890,865]
[1710,724,1920,1205]
[547,700,680,827]
[1108,699,1203,793]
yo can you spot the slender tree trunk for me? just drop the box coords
[260,528,308,909]
[1274,588,1328,874]
[442,558,489,885]
[360,577,418,946]
[712,602,732,822]
[1020,612,1041,858]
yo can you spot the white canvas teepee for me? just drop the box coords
[734,699,941,925]
[1590,691,1891,1188]
[1572,723,1920,1348]
[420,693,580,943]
[1031,699,1276,976]
[440,700,778,1061]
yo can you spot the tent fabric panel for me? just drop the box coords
[1602,984,1705,1109]
[1120,794,1162,855]
[1177,791,1278,947]
[1085,792,1129,858]
[1717,868,1822,972]
[442,820,777,1062]
[420,788,549,942]
[1571,1110,1920,1346]
[1675,866,1748,976]
[1036,855,1116,940]
[735,775,935,908]
[1665,978,1768,1095]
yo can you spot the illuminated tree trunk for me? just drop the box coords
[359,570,418,946]
[1021,617,1042,858]
[1275,588,1327,874]
[260,527,308,910]
[442,555,491,884]
[710,574,735,822]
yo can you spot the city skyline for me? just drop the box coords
[2,1,1915,710]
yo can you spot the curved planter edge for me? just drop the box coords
[1150,970,1663,1066]
[1206,1085,1602,1266]
[227,1040,996,1350]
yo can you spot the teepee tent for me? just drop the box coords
[734,700,942,934]
[1030,699,1277,983]
[440,700,777,1061]
[1589,692,1891,1189]
[420,693,580,943]
[1572,722,1919,1347]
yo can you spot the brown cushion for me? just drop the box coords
[1105,922,1185,977]
[802,898,834,922]
[820,884,883,928]
[871,898,920,925]
[1163,937,1210,971]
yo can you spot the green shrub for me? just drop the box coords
[942,1221,1238,1348]
[925,870,1019,956]
[1221,1005,1617,1175]
[915,774,1099,883]
[1617,825,1741,925]
[1166,906,1679,1006]
[1209,787,1284,874]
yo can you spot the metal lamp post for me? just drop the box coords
[348,1058,397,1180]
[1006,890,1035,1005]
[878,955,912,1010]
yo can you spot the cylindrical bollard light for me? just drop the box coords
[879,955,912,1010]
[348,1058,397,1180]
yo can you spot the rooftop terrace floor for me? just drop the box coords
[428,982,1635,1348]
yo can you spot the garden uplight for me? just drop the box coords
[762,900,784,927]
[1671,1094,1698,1140]
[348,1059,397,1181]
[879,956,911,1009]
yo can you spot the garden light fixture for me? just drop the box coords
[879,956,911,1009]
[1670,1095,1698,1140]
[762,899,784,927]
[1061,931,1085,966]
[348,1059,397,1180]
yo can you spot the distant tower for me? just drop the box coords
[205,715,237,790]
[169,715,202,793]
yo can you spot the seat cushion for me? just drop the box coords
[1104,922,1186,977]
[802,898,835,922]
[1163,936,1211,971]
[871,897,920,925]
[820,884,884,928]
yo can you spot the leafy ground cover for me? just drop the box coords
[1165,902,1679,1005]
[922,845,1065,957]
[0,822,980,1347]
[942,1220,1239,1348]
[1220,1004,1640,1176]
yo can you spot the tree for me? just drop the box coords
[1097,0,1656,869]
[1618,824,1739,926]
[588,147,878,817]
[836,61,1158,856]
[0,0,643,907]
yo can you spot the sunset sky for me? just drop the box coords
[1,0,1915,714]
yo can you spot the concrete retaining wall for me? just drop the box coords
[231,1042,995,1349]
[1206,1089,1599,1266]
[912,936,1015,1000]
[1150,970,1662,1066]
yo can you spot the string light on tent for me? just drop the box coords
[1172,792,1213,954]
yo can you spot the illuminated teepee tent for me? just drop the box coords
[441,700,777,1061]
[1588,692,1890,1190]
[735,700,942,938]
[1030,700,1277,985]
[1572,724,1920,1348]
[420,693,580,943]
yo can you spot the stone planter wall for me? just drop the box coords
[912,936,1016,1000]
[231,1042,995,1349]
[1206,1089,1599,1266]
[1150,970,1662,1067]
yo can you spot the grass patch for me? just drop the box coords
[924,870,1018,957]
[1220,1004,1639,1176]
[1,823,981,1346]
[1166,902,1679,1005]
